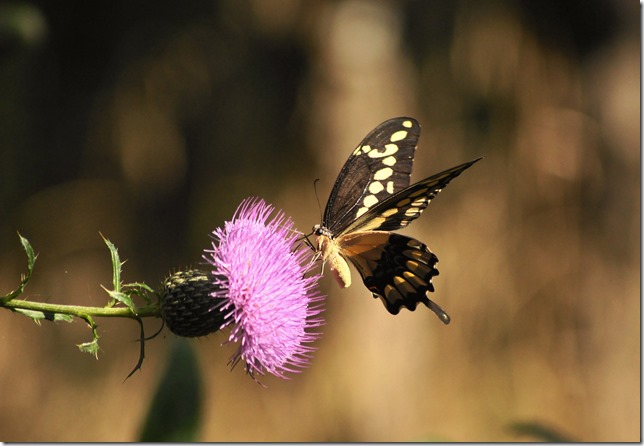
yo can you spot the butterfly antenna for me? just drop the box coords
[295,178,323,257]
[313,178,323,223]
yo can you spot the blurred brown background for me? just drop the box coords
[0,0,639,441]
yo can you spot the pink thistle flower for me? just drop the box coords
[204,197,325,380]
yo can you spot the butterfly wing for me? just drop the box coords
[341,157,483,234]
[316,116,481,322]
[339,231,450,323]
[323,117,421,234]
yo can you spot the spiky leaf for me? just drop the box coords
[101,287,136,312]
[78,337,100,359]
[1,234,38,303]
[101,234,123,294]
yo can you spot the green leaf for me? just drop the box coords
[12,308,45,324]
[101,286,136,312]
[1,233,38,303]
[19,233,37,274]
[101,233,123,294]
[11,307,73,323]
[138,339,203,441]
[123,282,155,305]
[77,315,100,359]
[77,338,100,359]
[126,282,155,292]
[99,234,155,309]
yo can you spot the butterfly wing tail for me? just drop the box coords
[424,299,451,324]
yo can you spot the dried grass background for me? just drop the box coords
[0,0,639,441]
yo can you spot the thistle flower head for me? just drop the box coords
[204,197,325,380]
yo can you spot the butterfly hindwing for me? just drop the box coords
[339,231,450,323]
[323,117,420,234]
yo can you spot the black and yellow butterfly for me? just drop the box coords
[313,117,481,324]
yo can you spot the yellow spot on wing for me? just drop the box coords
[390,130,408,142]
[354,145,372,155]
[381,207,398,217]
[385,143,398,153]
[382,156,397,166]
[359,216,387,231]
[402,120,412,128]
[369,181,384,194]
[394,276,416,295]
[384,284,403,301]
[404,208,420,217]
[368,144,398,158]
[374,167,393,180]
[405,259,432,277]
[404,249,425,261]
[405,259,421,273]
[403,271,425,288]
[363,194,378,208]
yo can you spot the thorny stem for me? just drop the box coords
[1,299,161,319]
[1,234,164,374]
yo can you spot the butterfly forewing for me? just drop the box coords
[341,158,483,235]
[323,117,420,234]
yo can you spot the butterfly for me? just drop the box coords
[313,117,481,324]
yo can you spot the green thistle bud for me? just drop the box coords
[160,270,227,337]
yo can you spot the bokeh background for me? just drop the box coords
[0,0,639,441]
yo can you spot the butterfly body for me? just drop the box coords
[315,225,352,288]
[315,117,481,323]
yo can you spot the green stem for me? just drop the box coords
[2,299,160,319]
